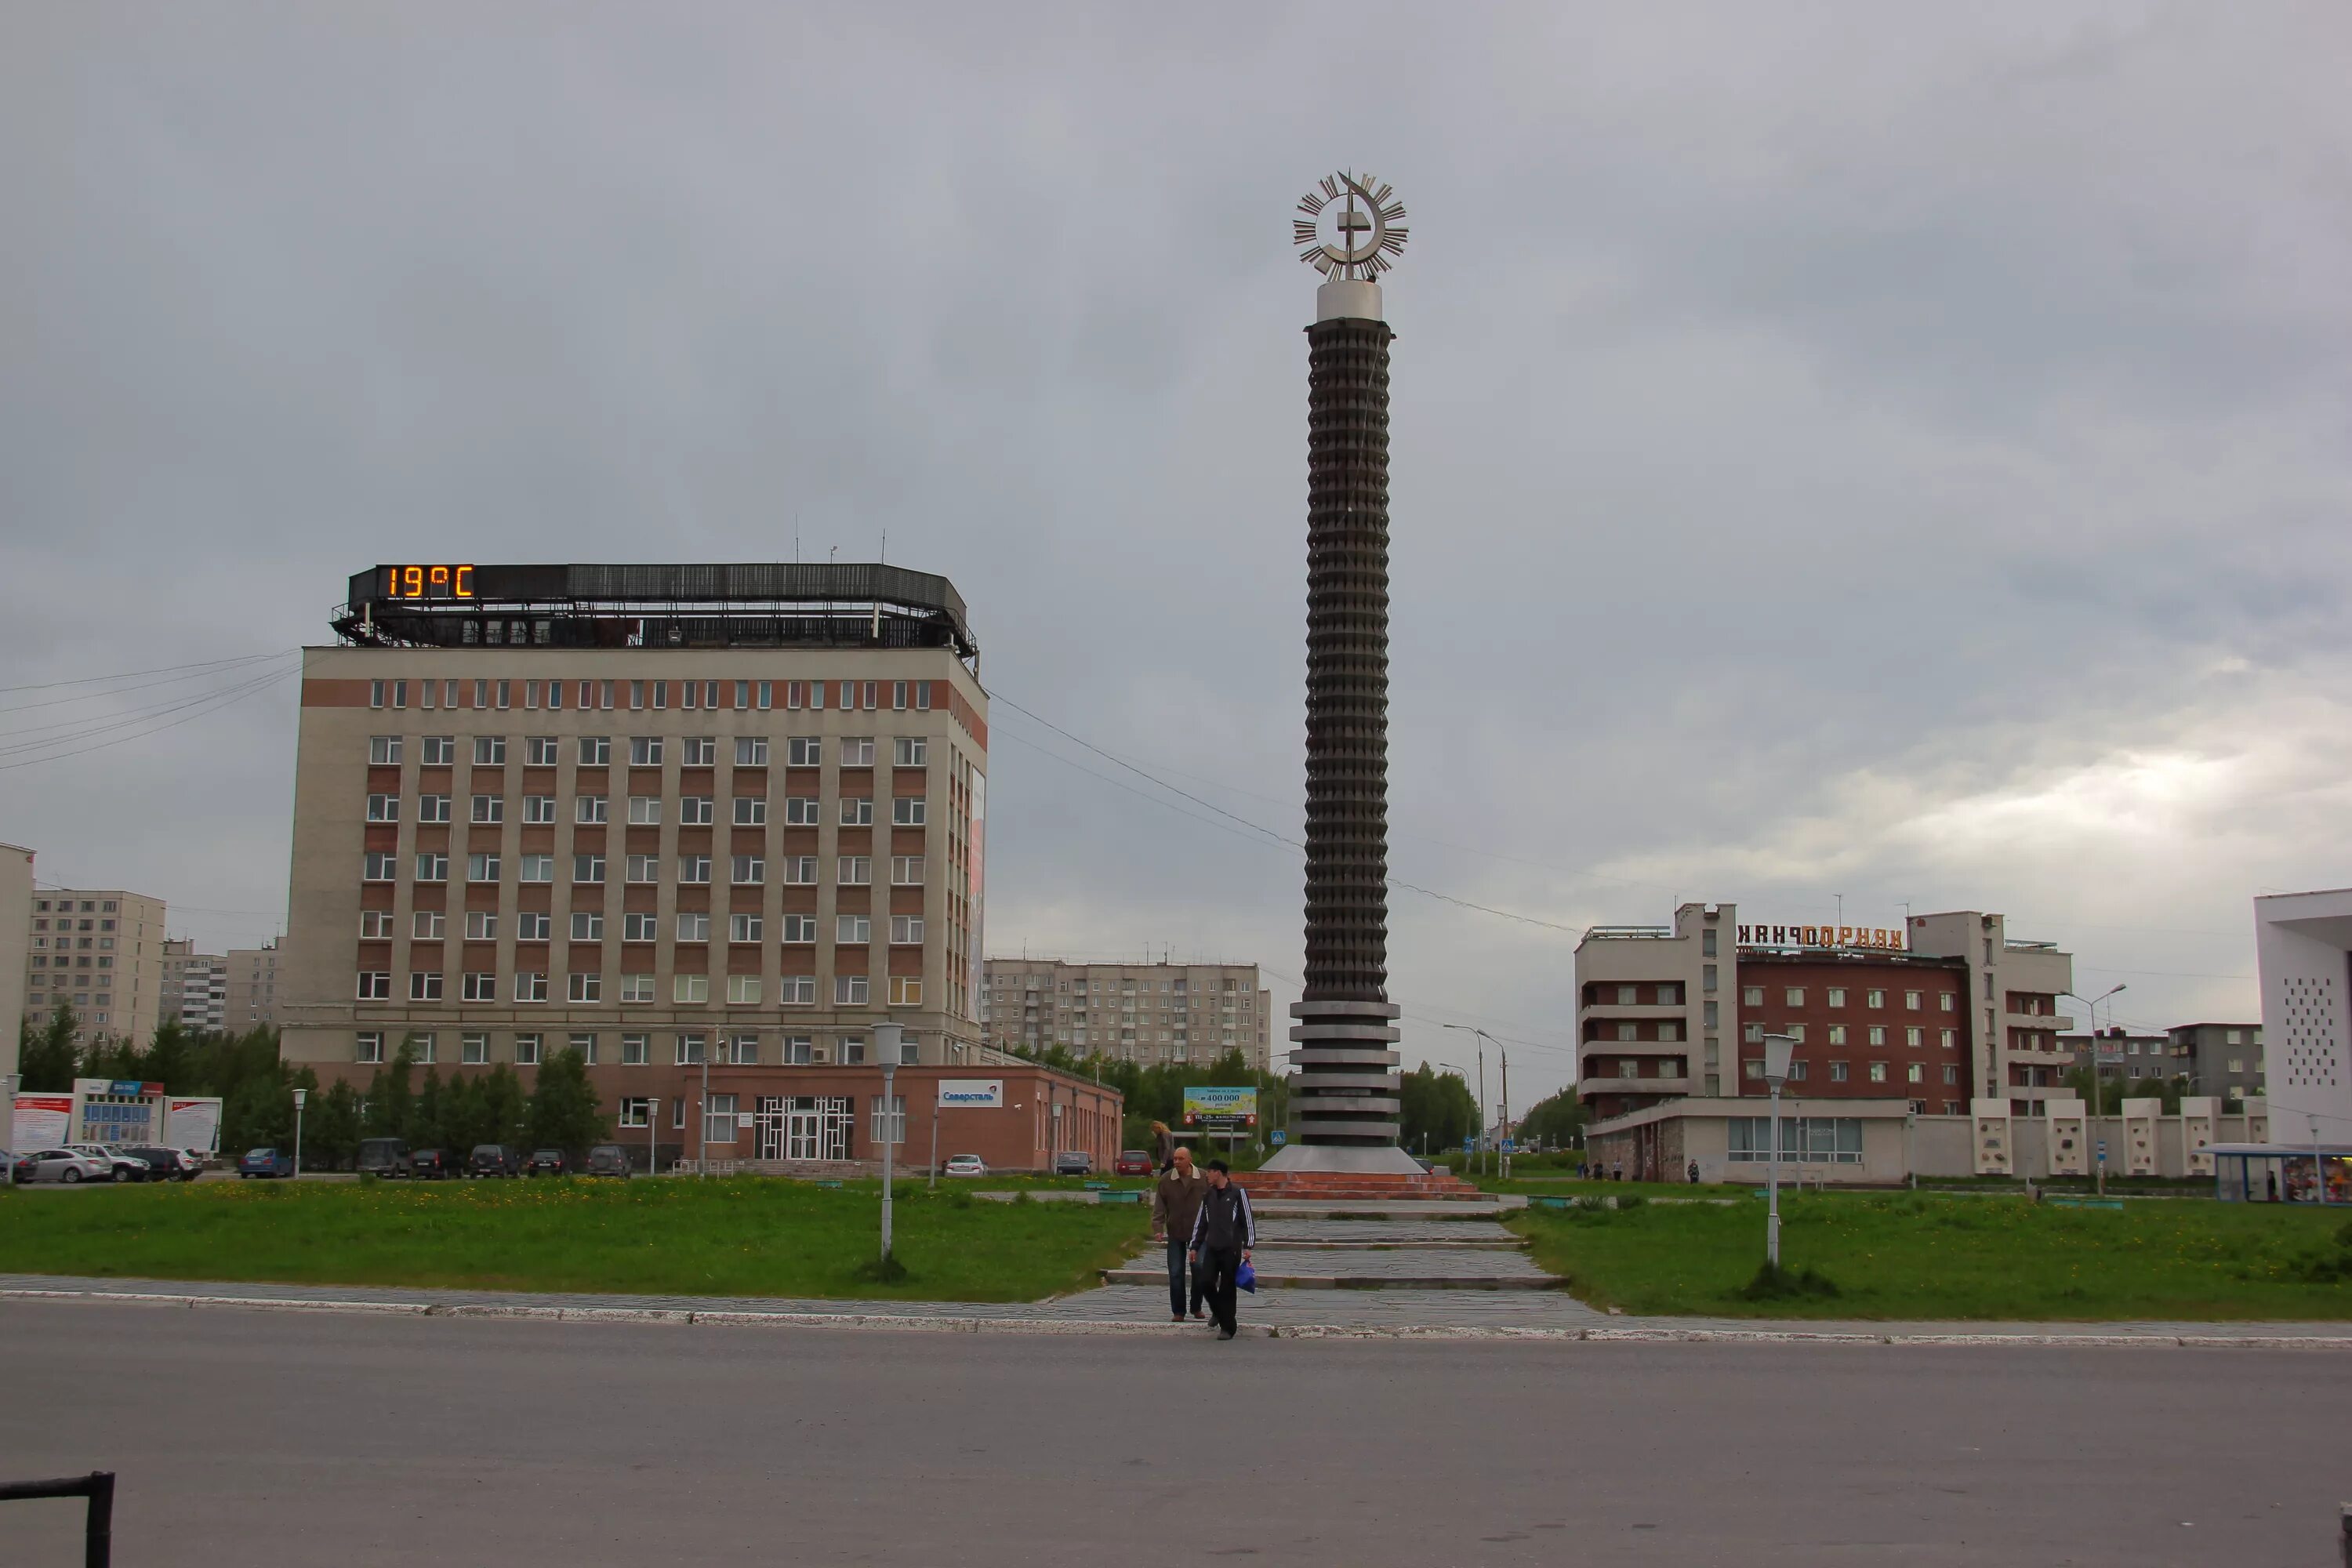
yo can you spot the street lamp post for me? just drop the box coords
[2062,985,2126,1196]
[1442,1025,1498,1177]
[1436,1061,1469,1165]
[697,1045,711,1179]
[875,1022,902,1262]
[292,1087,307,1178]
[646,1097,659,1178]
[1762,1033,1796,1271]
[2314,1113,2331,1207]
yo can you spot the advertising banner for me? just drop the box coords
[1181,1087,1258,1130]
[937,1079,1004,1109]
[165,1098,223,1154]
[13,1094,73,1152]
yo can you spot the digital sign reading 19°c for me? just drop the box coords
[378,564,475,600]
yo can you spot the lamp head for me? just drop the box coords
[1762,1033,1797,1088]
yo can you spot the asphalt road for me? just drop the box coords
[0,1302,2337,1566]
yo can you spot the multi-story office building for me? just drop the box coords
[20,887,169,1047]
[1576,902,2074,1121]
[0,842,31,1081]
[276,563,1115,1171]
[225,943,281,1029]
[2165,1021,2265,1102]
[162,939,229,1032]
[2253,890,2352,1142]
[978,959,1272,1071]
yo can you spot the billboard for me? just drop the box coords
[166,1098,224,1154]
[1181,1086,1258,1130]
[937,1079,1004,1109]
[12,1094,73,1151]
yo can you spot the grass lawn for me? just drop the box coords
[1475,1176,1751,1200]
[1509,1191,2352,1320]
[0,1178,1148,1303]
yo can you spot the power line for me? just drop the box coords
[0,666,298,772]
[0,650,296,696]
[0,652,303,740]
[0,650,299,716]
[0,664,297,762]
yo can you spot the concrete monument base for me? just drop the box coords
[1258,1143,1428,1176]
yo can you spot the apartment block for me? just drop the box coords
[274,563,1045,1163]
[0,843,31,1082]
[162,938,228,1032]
[979,959,1273,1072]
[1577,902,2071,1122]
[2166,1021,2265,1103]
[20,887,169,1047]
[225,942,281,1029]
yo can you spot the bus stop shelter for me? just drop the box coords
[2209,1142,2352,1204]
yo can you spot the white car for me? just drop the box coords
[17,1149,114,1185]
[943,1154,988,1178]
[67,1144,152,1182]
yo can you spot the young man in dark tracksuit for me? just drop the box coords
[1187,1159,1255,1340]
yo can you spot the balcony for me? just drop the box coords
[1576,1074,1693,1098]
[1576,1000,1689,1022]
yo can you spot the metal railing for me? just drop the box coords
[0,1471,114,1566]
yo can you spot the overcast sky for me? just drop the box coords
[4,2,2347,1105]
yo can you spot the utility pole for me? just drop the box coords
[1443,1025,1488,1175]
[877,1022,904,1261]
[698,1047,711,1179]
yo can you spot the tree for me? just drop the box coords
[18,1006,81,1092]
[363,1040,418,1138]
[528,1048,608,1154]
[479,1064,528,1147]
[1518,1089,1585,1151]
[309,1080,364,1171]
[140,1020,199,1094]
[223,1068,293,1152]
[412,1066,447,1151]
[1399,1064,1477,1155]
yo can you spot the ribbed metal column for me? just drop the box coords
[1290,310,1403,1146]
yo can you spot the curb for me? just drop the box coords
[8,1288,2351,1348]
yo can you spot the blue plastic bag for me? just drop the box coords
[1236,1258,1257,1294]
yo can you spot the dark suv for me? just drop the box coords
[469,1144,524,1178]
[123,1146,200,1182]
[523,1149,568,1177]
[409,1148,456,1179]
[584,1144,631,1178]
[357,1138,411,1178]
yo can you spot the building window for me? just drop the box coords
[1940,1029,1956,1050]
[411,1033,437,1064]
[620,974,655,1003]
[1943,1064,1959,1084]
[369,735,403,765]
[516,972,548,1002]
[734,796,767,826]
[415,852,449,882]
[367,793,399,822]
[1867,1025,1887,1047]
[839,856,872,886]
[1869,1061,1888,1083]
[630,736,663,766]
[1941,992,1956,1011]
[462,1033,489,1065]
[356,1032,385,1063]
[570,912,604,941]
[625,855,660,885]
[869,1094,906,1145]
[568,973,601,1004]
[836,975,870,1006]
[621,1034,649,1066]
[704,1094,739,1145]
[1829,1060,1849,1082]
[462,973,497,1002]
[729,914,764,944]
[573,854,605,884]
[837,914,872,944]
[890,915,924,945]
[893,735,927,767]
[1904,990,1923,1011]
[466,853,501,883]
[1826,987,1846,1008]
[520,855,554,884]
[682,735,713,764]
[361,910,394,938]
[735,736,769,766]
[889,976,924,1007]
[568,1032,597,1065]
[1744,1022,1763,1044]
[788,736,821,766]
[1659,1022,1681,1043]
[677,913,711,942]
[681,796,715,825]
[728,1033,759,1065]
[622,913,658,942]
[358,972,391,1000]
[1615,1022,1637,1042]
[676,1034,707,1066]
[1742,986,1763,1007]
[1727,1117,1863,1163]
[579,735,611,765]
[1828,1025,1847,1046]
[842,736,876,767]
[410,972,444,1001]
[1743,1059,1763,1080]
[418,795,452,822]
[517,912,550,940]
[364,853,397,882]
[840,796,874,826]
[732,856,765,886]
[780,976,817,1005]
[1906,1062,1923,1083]
[680,855,711,884]
[675,975,709,1004]
[891,856,924,886]
[783,914,817,943]
[891,796,927,826]
[1906,1027,1923,1047]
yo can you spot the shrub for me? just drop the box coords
[1736,1262,1841,1301]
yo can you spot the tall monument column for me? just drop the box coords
[1265,171,1423,1175]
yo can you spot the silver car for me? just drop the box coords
[16,1149,114,1185]
[67,1143,152,1182]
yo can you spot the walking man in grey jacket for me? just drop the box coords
[1187,1159,1255,1341]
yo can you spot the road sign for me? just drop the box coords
[1501,1139,1515,1153]
[2096,1139,2107,1162]
[1270,1129,1287,1147]
[1462,1136,1475,1152]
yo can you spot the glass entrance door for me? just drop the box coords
[755,1098,786,1160]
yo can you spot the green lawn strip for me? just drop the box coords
[1508,1192,2352,1320]
[1475,1177,1750,1200]
[0,1180,1149,1303]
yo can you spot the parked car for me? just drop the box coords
[181,1148,213,1174]
[523,1149,568,1177]
[16,1149,113,1185]
[583,1144,631,1178]
[238,1147,296,1178]
[1052,1150,1093,1176]
[1113,1149,1153,1176]
[124,1145,201,1181]
[408,1148,456,1179]
[356,1138,412,1178]
[943,1154,988,1178]
[468,1144,524,1178]
[69,1144,154,1182]
[1,1148,13,1183]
